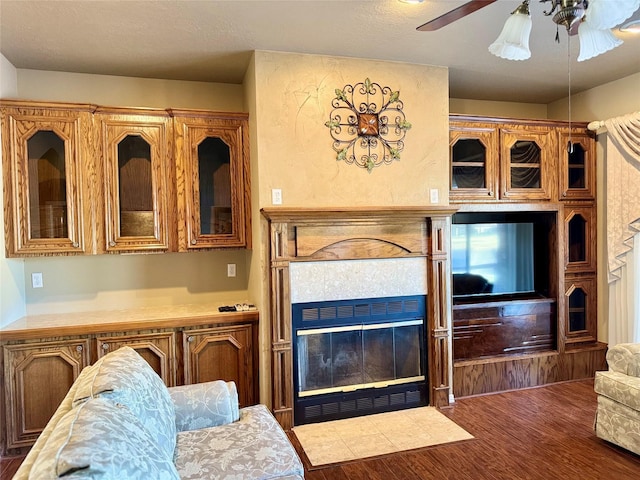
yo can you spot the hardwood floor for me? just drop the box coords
[2,379,638,479]
[291,379,640,479]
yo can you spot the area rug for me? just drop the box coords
[292,406,474,467]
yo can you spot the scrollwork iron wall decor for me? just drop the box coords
[325,78,412,173]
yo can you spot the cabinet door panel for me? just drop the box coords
[558,130,596,200]
[97,111,173,253]
[1,104,92,255]
[449,123,499,202]
[96,332,176,386]
[174,112,250,250]
[563,276,597,345]
[3,339,90,448]
[183,325,255,406]
[564,204,597,273]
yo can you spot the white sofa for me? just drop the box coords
[594,342,640,455]
[13,346,304,479]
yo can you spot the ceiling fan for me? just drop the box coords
[416,0,497,32]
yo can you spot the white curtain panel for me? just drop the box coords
[604,111,640,344]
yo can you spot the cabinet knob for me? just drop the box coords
[76,345,83,353]
[488,191,493,196]
[187,336,195,343]
[191,239,197,245]
[72,242,79,248]
[109,241,116,247]
[102,343,109,351]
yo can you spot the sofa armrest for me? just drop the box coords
[168,380,240,432]
[606,343,640,377]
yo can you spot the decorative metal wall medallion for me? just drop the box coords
[325,78,411,173]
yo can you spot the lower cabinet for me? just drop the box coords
[183,324,256,407]
[1,314,258,456]
[2,339,90,449]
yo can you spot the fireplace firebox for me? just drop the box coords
[293,295,427,424]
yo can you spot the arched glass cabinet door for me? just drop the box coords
[173,111,250,250]
[1,102,90,255]
[97,109,172,253]
[449,122,498,201]
[564,278,597,344]
[559,130,595,200]
[564,206,596,273]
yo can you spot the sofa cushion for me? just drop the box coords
[595,370,640,411]
[174,404,304,480]
[29,397,180,480]
[606,343,640,377]
[72,346,177,459]
[170,380,240,432]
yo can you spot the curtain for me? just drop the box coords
[604,111,640,344]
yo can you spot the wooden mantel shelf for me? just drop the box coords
[261,206,458,223]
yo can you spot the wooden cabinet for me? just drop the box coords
[95,331,177,386]
[2,339,90,449]
[183,324,256,407]
[95,107,175,253]
[563,276,597,345]
[450,117,556,203]
[0,101,94,256]
[173,110,251,250]
[558,128,596,201]
[1,100,251,256]
[0,309,258,456]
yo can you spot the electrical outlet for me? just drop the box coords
[430,188,439,204]
[272,188,282,205]
[32,272,43,288]
[227,263,237,277]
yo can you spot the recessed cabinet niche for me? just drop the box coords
[1,100,251,256]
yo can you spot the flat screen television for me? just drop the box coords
[451,222,535,298]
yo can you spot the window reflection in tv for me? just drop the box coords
[452,223,535,297]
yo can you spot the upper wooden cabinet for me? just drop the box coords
[0,101,94,255]
[95,107,175,253]
[1,101,251,256]
[449,116,594,203]
[558,128,596,201]
[173,110,251,251]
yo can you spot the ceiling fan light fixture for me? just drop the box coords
[488,1,532,60]
[577,21,624,61]
[585,0,640,30]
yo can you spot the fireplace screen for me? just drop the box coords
[297,320,423,397]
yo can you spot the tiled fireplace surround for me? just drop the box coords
[262,207,456,430]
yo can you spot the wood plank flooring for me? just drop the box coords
[292,379,640,479]
[2,379,638,479]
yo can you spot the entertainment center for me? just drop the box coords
[449,114,606,398]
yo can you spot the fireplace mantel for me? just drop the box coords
[261,206,457,430]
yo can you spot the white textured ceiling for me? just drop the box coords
[1,0,639,104]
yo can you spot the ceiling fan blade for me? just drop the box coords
[417,0,498,31]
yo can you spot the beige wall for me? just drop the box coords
[450,98,547,119]
[7,70,252,316]
[252,51,450,209]
[0,54,26,327]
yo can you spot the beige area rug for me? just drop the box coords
[292,406,474,467]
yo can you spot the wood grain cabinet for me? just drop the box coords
[450,117,556,203]
[558,128,596,201]
[95,107,175,253]
[0,311,258,456]
[1,100,251,256]
[0,101,94,256]
[2,339,90,449]
[182,324,256,407]
[172,110,251,250]
[95,331,177,386]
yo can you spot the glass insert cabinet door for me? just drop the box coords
[1,105,89,255]
[174,113,249,250]
[558,130,596,200]
[97,111,172,252]
[500,128,552,201]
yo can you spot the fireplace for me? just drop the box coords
[293,295,427,424]
[262,207,456,430]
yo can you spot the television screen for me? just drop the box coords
[451,222,535,297]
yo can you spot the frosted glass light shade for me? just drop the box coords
[577,21,623,61]
[585,0,640,30]
[489,11,532,60]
